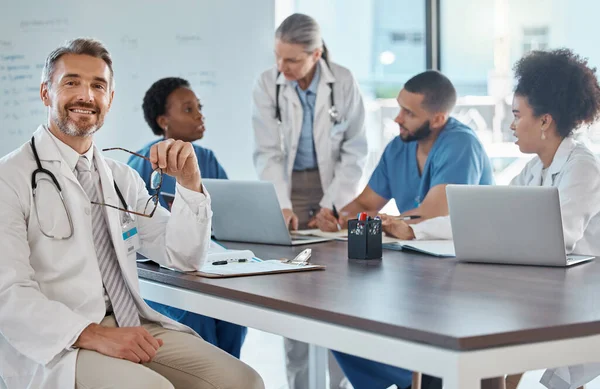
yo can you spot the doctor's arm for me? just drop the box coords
[252,75,292,209]
[316,142,391,231]
[384,134,488,240]
[557,158,600,253]
[136,139,212,271]
[400,184,449,220]
[377,185,450,240]
[0,179,92,366]
[317,184,450,238]
[320,76,368,210]
[408,133,488,222]
[315,186,389,232]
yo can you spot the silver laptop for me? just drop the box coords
[446,185,594,267]
[202,179,332,246]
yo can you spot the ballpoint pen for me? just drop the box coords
[212,259,248,265]
[392,215,422,221]
[332,204,342,231]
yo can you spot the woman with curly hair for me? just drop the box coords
[506,48,600,389]
[398,48,600,389]
[507,48,600,254]
[128,77,247,358]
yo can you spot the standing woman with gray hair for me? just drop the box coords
[253,13,368,231]
[252,13,367,389]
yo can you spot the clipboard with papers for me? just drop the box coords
[147,242,325,278]
[193,258,325,278]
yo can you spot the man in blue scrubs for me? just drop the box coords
[316,70,493,238]
[315,70,493,388]
[128,77,247,358]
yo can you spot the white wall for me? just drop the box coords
[0,1,275,179]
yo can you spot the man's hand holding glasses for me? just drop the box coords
[149,139,203,193]
[101,139,203,218]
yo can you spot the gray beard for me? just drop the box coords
[53,111,100,138]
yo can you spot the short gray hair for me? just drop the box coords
[41,38,114,89]
[276,13,329,61]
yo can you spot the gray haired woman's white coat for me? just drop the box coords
[252,58,368,210]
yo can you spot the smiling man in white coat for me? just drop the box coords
[0,38,264,389]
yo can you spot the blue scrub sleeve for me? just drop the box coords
[213,156,228,179]
[127,155,153,191]
[367,149,392,200]
[429,133,485,187]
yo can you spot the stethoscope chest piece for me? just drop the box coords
[328,106,341,124]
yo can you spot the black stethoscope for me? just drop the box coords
[274,58,341,125]
[30,137,130,239]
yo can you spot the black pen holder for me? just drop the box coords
[347,218,382,260]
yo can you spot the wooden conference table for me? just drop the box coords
[138,240,600,389]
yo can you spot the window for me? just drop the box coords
[440,0,600,183]
[287,0,427,99]
[522,26,549,54]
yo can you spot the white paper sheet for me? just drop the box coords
[383,240,456,257]
[294,228,425,245]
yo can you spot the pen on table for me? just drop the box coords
[332,205,342,231]
[212,259,247,265]
[392,215,422,221]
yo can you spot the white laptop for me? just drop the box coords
[446,185,594,267]
[202,179,332,246]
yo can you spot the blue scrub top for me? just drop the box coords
[368,117,493,213]
[128,138,228,208]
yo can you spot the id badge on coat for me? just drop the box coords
[121,213,141,255]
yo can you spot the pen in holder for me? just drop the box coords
[347,216,382,260]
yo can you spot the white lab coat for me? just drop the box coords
[0,126,213,389]
[252,58,368,210]
[411,137,600,257]
[409,137,600,389]
[510,137,600,256]
[532,138,600,389]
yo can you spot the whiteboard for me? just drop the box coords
[0,1,275,179]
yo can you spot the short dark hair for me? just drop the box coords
[142,77,190,136]
[403,70,457,114]
[42,38,114,89]
[514,49,600,137]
